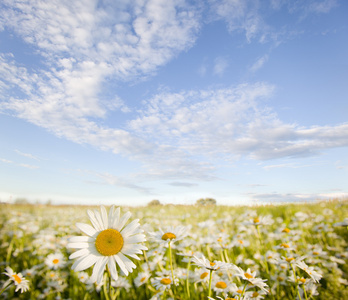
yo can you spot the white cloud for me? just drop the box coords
[250,54,269,72]
[0,158,12,163]
[213,56,229,76]
[15,149,40,161]
[18,163,40,169]
[129,83,348,165]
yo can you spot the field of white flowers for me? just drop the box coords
[0,199,347,300]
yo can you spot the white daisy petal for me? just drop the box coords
[117,252,136,272]
[124,234,147,244]
[116,211,132,231]
[121,219,140,236]
[91,256,108,284]
[111,207,121,228]
[94,209,106,231]
[68,236,93,243]
[108,256,119,281]
[100,205,108,229]
[72,254,99,272]
[67,242,90,249]
[76,222,97,237]
[87,209,103,231]
[69,248,90,259]
[114,253,129,276]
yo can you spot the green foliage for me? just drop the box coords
[195,197,217,206]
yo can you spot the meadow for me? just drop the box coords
[0,199,347,300]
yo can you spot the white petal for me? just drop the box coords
[124,234,146,244]
[72,254,99,272]
[116,211,131,231]
[67,242,90,249]
[111,207,121,228]
[114,253,129,276]
[100,206,108,229]
[68,236,93,243]
[91,256,108,284]
[76,223,97,237]
[117,252,136,273]
[87,209,103,231]
[121,219,140,236]
[69,248,90,259]
[94,209,106,231]
[108,256,118,281]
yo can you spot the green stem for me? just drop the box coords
[291,264,302,300]
[186,258,191,299]
[0,281,12,296]
[168,242,175,282]
[102,272,110,300]
[208,270,213,298]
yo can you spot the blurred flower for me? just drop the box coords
[2,266,30,293]
[45,252,66,270]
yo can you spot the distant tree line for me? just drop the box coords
[147,197,217,206]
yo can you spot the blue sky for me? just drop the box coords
[0,0,347,206]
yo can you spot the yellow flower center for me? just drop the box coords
[313,251,319,255]
[200,272,209,279]
[215,281,227,289]
[210,262,216,267]
[277,276,285,281]
[160,278,171,285]
[253,217,260,223]
[161,232,176,241]
[300,278,306,283]
[237,289,243,293]
[53,259,59,264]
[95,229,124,256]
[238,240,244,244]
[280,243,290,248]
[140,277,146,282]
[282,228,290,233]
[12,274,22,284]
[244,272,253,279]
[286,257,294,262]
[252,291,259,297]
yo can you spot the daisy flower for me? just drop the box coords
[293,261,322,283]
[67,205,147,284]
[149,225,188,246]
[2,266,30,293]
[192,254,234,271]
[151,270,178,291]
[134,270,151,287]
[45,252,66,270]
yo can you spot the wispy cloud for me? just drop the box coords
[213,56,229,76]
[18,163,39,170]
[249,54,269,72]
[0,158,12,163]
[15,149,40,161]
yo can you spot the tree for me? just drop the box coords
[148,199,161,206]
[195,198,217,206]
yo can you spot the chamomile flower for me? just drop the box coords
[149,225,188,246]
[3,266,30,293]
[293,261,322,283]
[151,273,176,291]
[192,254,233,271]
[67,205,147,284]
[45,252,66,270]
[134,270,151,287]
